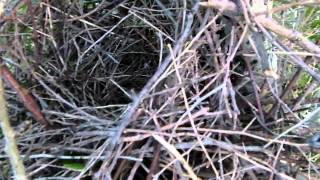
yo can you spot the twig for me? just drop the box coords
[262,1,320,15]
[267,56,312,116]
[255,16,320,56]
[0,64,28,180]
[199,0,241,17]
[244,58,275,135]
[292,79,318,110]
[153,135,199,180]
[202,0,320,56]
[107,4,198,158]
[256,23,320,83]
[263,84,320,148]
[0,63,51,127]
[127,140,151,180]
[146,142,161,180]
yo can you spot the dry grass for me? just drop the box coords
[0,0,320,179]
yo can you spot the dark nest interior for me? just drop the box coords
[0,0,320,179]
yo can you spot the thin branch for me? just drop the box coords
[244,58,275,135]
[153,135,199,180]
[266,1,320,15]
[0,63,51,127]
[256,23,320,83]
[267,56,312,116]
[202,0,320,56]
[0,65,28,180]
[107,4,199,157]
[255,16,320,56]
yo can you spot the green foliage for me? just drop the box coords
[62,160,85,171]
[309,33,320,42]
[298,72,312,89]
[303,7,320,42]
[82,0,102,11]
[309,18,320,29]
[271,3,320,101]
[309,153,320,165]
[308,17,320,41]
[16,4,28,15]
[17,27,35,55]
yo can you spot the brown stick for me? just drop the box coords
[263,1,320,15]
[244,58,275,135]
[0,63,51,127]
[202,0,320,56]
[146,142,161,180]
[106,7,198,160]
[267,56,312,116]
[255,16,320,56]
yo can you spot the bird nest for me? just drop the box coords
[0,0,320,179]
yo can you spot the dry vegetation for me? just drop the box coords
[0,0,320,179]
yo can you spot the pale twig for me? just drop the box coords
[152,135,199,180]
[255,16,320,56]
[202,0,320,56]
[0,65,28,180]
[264,104,320,148]
[266,1,320,15]
[104,4,199,166]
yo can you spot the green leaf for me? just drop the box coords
[298,72,312,89]
[63,161,85,171]
[17,4,28,15]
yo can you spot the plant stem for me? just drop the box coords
[0,71,28,180]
